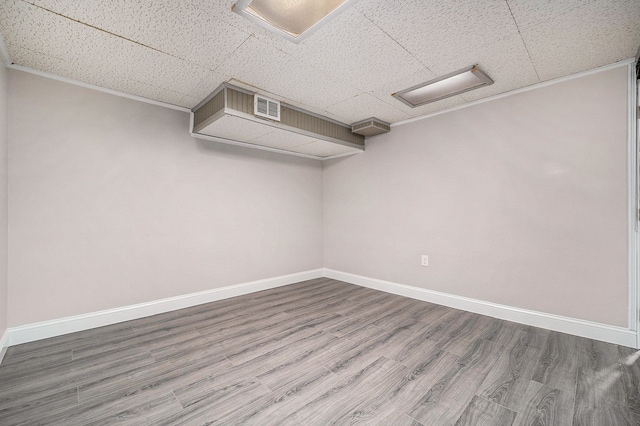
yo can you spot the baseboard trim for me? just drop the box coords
[0,329,8,363]
[323,269,638,348]
[4,268,635,351]
[6,269,324,347]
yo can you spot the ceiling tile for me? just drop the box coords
[33,0,251,71]
[506,0,639,33]
[508,0,640,80]
[329,93,410,124]
[355,0,539,111]
[216,36,361,112]
[288,7,425,92]
[101,78,202,107]
[6,44,65,74]
[1,0,212,107]
[9,45,200,107]
[187,72,230,107]
[1,0,65,59]
[458,36,540,102]
[357,0,521,70]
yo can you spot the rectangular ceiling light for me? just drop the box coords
[392,65,494,108]
[232,0,357,43]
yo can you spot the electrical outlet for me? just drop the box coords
[421,255,429,267]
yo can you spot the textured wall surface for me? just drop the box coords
[324,65,629,326]
[8,70,323,327]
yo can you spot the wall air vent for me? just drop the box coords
[191,83,365,160]
[254,95,280,121]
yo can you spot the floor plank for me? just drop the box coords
[455,395,516,426]
[408,338,502,425]
[476,329,544,411]
[532,331,581,394]
[0,278,636,425]
[512,381,574,426]
[214,367,339,425]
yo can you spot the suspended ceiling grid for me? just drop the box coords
[1,0,639,126]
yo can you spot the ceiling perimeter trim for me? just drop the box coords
[7,64,192,113]
[0,33,11,67]
[392,58,636,128]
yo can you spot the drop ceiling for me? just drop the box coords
[1,0,639,127]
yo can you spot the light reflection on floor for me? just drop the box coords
[586,349,639,406]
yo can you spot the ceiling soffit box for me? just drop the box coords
[191,84,365,159]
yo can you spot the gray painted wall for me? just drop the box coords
[0,62,7,337]
[8,70,323,327]
[324,65,629,327]
[4,63,632,331]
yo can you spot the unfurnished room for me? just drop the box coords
[0,0,639,425]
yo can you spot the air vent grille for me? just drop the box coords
[352,120,374,132]
[351,117,391,137]
[254,95,281,121]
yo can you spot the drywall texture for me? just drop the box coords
[8,70,323,327]
[324,65,630,327]
[0,63,7,336]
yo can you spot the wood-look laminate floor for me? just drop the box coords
[1,278,639,425]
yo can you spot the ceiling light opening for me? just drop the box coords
[393,65,494,108]
[232,0,358,43]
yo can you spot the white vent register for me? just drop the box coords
[254,95,280,121]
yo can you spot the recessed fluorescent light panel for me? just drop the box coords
[393,65,494,108]
[232,0,358,43]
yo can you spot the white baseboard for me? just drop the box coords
[6,269,324,347]
[3,267,636,355]
[324,269,638,348]
[0,329,8,364]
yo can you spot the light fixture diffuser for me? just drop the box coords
[392,65,494,108]
[232,0,357,43]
